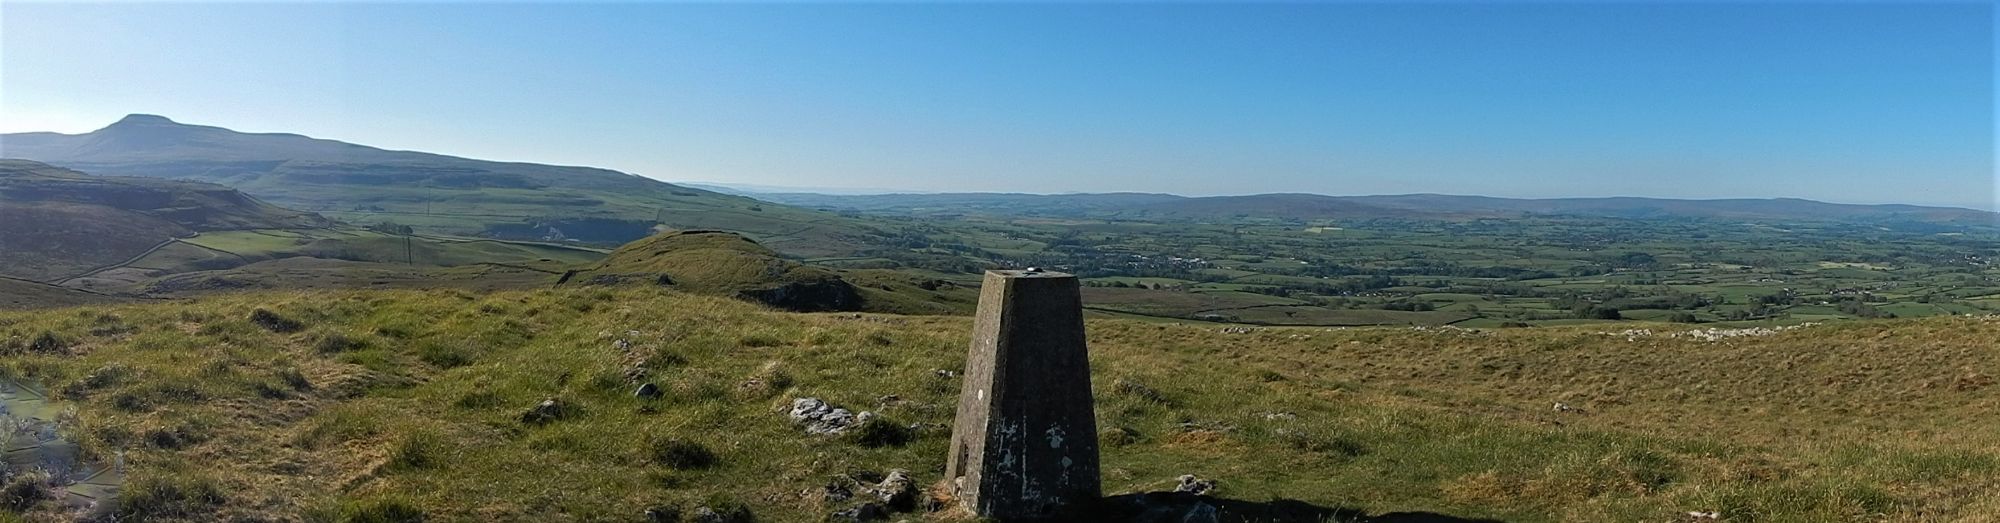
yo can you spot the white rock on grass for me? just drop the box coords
[790,397,870,435]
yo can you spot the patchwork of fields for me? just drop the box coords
[861,215,2000,328]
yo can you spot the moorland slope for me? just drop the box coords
[2,116,887,255]
[0,159,327,282]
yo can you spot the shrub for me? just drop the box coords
[1112,378,1173,406]
[118,472,227,519]
[1100,427,1142,447]
[311,497,427,523]
[296,408,383,449]
[312,331,368,354]
[143,417,214,449]
[1278,428,1368,460]
[277,367,314,391]
[28,331,67,354]
[649,438,719,469]
[415,341,474,368]
[250,308,303,333]
[738,333,786,348]
[846,416,914,448]
[386,433,447,472]
[453,390,504,410]
[0,470,51,511]
[111,383,204,413]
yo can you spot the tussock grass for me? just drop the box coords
[3,288,2000,521]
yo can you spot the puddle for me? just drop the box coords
[1,377,122,516]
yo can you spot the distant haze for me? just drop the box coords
[2,2,1991,208]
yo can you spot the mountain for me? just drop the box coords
[0,115,884,255]
[0,159,327,282]
[748,190,1998,225]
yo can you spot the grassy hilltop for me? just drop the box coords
[3,287,1998,522]
[562,230,977,315]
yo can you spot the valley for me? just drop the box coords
[780,192,2000,328]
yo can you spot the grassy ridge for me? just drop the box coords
[0,159,327,283]
[1,289,1997,521]
[2,116,896,256]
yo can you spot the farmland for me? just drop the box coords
[826,206,2000,328]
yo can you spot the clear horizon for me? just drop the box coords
[2,2,1993,208]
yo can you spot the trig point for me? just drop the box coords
[947,269,1102,520]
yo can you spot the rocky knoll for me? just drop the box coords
[560,230,863,312]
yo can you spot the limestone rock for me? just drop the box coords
[875,469,917,510]
[689,505,751,523]
[643,506,678,523]
[789,397,868,435]
[635,383,662,400]
[1174,474,1217,496]
[820,482,853,503]
[828,502,888,522]
[521,398,568,425]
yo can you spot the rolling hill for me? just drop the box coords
[0,159,328,282]
[740,191,1189,216]
[746,190,1998,225]
[1,115,886,256]
[561,229,976,314]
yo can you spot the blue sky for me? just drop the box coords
[1,2,1992,207]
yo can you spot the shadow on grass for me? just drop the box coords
[1090,492,1505,523]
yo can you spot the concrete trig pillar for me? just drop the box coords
[947,269,1102,520]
